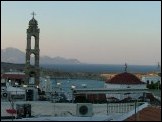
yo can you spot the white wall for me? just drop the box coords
[142,76,161,84]
[106,93,144,100]
[104,83,146,100]
[105,83,147,89]
[1,78,6,83]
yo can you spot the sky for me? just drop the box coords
[1,1,161,65]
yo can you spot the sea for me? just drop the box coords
[42,64,160,73]
[50,79,105,94]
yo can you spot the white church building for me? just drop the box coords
[104,72,147,101]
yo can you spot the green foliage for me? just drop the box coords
[147,81,161,89]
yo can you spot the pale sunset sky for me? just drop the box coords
[1,1,161,65]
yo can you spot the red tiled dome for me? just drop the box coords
[106,72,144,84]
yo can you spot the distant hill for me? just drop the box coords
[1,47,25,64]
[1,47,81,64]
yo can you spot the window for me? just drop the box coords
[31,36,35,49]
[30,53,35,66]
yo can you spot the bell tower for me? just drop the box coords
[25,12,40,86]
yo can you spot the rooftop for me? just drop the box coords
[125,106,161,121]
[1,74,26,79]
[106,72,145,84]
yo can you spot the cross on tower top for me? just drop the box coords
[31,11,36,18]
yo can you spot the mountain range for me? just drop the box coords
[1,47,81,64]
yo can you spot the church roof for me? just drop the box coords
[1,73,26,79]
[105,72,145,84]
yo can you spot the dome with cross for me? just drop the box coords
[29,12,38,26]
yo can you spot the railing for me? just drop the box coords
[106,102,138,114]
[113,102,149,121]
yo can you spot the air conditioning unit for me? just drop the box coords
[76,103,93,117]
